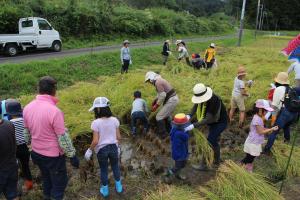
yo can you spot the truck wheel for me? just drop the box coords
[5,44,18,56]
[52,41,62,52]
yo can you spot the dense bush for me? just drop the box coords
[0,0,233,38]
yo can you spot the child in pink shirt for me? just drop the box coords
[84,97,123,198]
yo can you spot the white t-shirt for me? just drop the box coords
[288,62,300,80]
[91,117,120,153]
[272,86,286,110]
[232,77,245,97]
[178,46,189,58]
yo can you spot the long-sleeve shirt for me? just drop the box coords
[162,43,170,56]
[287,61,300,80]
[120,47,131,62]
[189,94,227,128]
[131,98,148,114]
[155,77,173,105]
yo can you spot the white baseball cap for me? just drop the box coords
[210,43,215,47]
[89,97,110,112]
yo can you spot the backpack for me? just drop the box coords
[283,87,300,112]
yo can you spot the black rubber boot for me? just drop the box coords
[213,146,221,165]
[157,120,168,139]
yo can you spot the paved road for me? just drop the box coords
[0,34,236,64]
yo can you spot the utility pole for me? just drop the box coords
[237,0,247,47]
[254,0,261,39]
[258,4,264,30]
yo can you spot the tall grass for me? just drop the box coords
[201,160,284,200]
[193,129,214,167]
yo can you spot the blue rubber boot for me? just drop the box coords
[115,180,123,193]
[100,185,109,197]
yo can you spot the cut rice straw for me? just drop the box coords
[201,160,284,200]
[192,129,214,167]
[272,140,300,177]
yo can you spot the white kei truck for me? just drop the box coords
[0,17,62,56]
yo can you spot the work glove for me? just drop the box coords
[151,104,159,112]
[186,115,191,120]
[70,156,80,169]
[152,99,158,107]
[184,124,194,132]
[247,80,254,87]
[167,51,172,55]
[84,148,93,161]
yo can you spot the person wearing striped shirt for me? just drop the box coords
[6,99,33,192]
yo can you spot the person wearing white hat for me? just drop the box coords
[162,40,171,65]
[85,97,123,197]
[204,43,216,69]
[145,71,179,138]
[177,41,191,66]
[184,83,228,170]
[120,40,132,74]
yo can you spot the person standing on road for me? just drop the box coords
[184,83,228,170]
[84,97,123,198]
[145,71,179,139]
[287,61,300,87]
[162,40,171,65]
[23,76,79,200]
[204,43,216,69]
[0,119,19,200]
[6,100,33,192]
[120,40,132,74]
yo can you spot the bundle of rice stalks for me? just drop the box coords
[144,185,203,200]
[272,141,300,177]
[192,129,214,167]
[201,160,283,200]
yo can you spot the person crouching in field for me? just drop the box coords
[191,53,206,69]
[229,66,252,128]
[85,97,123,198]
[120,40,132,74]
[241,100,278,172]
[166,113,190,181]
[131,91,149,137]
[6,100,33,192]
[204,43,216,69]
[162,40,171,65]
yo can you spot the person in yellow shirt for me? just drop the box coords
[204,43,216,69]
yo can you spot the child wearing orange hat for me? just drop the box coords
[166,113,190,180]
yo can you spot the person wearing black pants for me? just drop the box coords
[16,144,32,183]
[120,40,132,74]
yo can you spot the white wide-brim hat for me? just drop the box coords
[192,83,213,104]
[89,97,110,112]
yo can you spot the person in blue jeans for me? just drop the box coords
[85,97,123,198]
[131,91,149,137]
[264,107,299,153]
[166,113,190,181]
[184,83,228,170]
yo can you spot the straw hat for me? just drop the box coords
[192,83,213,104]
[175,40,182,45]
[173,113,189,125]
[255,99,274,112]
[165,40,170,44]
[274,72,289,85]
[237,66,247,76]
[123,40,130,44]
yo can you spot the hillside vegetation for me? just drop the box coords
[0,0,233,39]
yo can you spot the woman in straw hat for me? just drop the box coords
[264,72,299,154]
[184,83,228,170]
[161,40,171,65]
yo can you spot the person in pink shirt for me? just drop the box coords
[23,76,79,200]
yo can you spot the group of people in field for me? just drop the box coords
[1,39,300,200]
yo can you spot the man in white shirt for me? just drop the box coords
[287,61,300,87]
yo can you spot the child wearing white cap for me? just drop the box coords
[241,99,278,172]
[85,97,123,197]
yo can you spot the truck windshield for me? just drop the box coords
[22,20,33,28]
[38,20,52,30]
